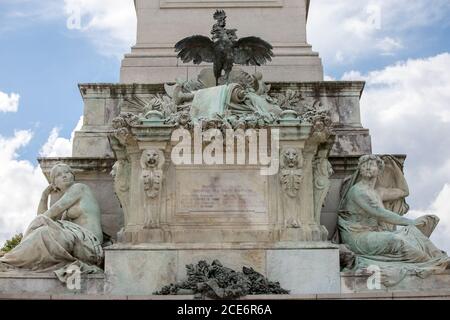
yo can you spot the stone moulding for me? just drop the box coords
[328,155,406,177]
[78,81,365,98]
[38,157,117,178]
[159,0,284,9]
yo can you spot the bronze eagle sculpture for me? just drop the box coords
[175,10,274,86]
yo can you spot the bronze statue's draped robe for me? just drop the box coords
[338,156,449,286]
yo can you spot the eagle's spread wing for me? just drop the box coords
[233,37,274,66]
[175,35,214,64]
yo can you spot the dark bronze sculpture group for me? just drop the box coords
[155,260,289,299]
[175,10,274,85]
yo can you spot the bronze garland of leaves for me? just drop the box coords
[155,260,289,299]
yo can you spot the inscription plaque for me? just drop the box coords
[176,169,268,214]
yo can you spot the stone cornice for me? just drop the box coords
[39,154,406,179]
[78,81,366,99]
[329,154,407,177]
[38,157,116,181]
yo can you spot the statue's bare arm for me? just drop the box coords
[37,185,57,215]
[43,185,83,220]
[352,190,413,226]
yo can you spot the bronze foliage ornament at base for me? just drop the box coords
[155,260,289,299]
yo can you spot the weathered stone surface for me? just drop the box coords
[104,244,340,295]
[104,249,177,295]
[331,129,372,156]
[341,270,450,294]
[175,169,268,215]
[83,98,106,126]
[0,272,104,295]
[267,248,340,294]
[72,132,114,158]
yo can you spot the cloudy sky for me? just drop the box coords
[0,0,449,250]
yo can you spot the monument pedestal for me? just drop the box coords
[104,242,340,295]
[341,270,450,294]
[0,272,104,296]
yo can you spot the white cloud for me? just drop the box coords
[360,53,450,126]
[376,37,403,56]
[351,53,450,252]
[409,185,450,254]
[0,92,20,113]
[39,128,72,158]
[308,0,450,66]
[341,71,364,81]
[39,116,83,157]
[63,0,136,58]
[0,117,83,245]
[0,131,47,244]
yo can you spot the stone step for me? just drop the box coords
[1,291,450,300]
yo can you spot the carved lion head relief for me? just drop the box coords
[140,149,165,170]
[281,148,303,169]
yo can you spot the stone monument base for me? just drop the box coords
[0,272,104,295]
[104,242,340,295]
[2,269,450,298]
[341,270,450,294]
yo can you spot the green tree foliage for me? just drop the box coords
[1,233,23,253]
